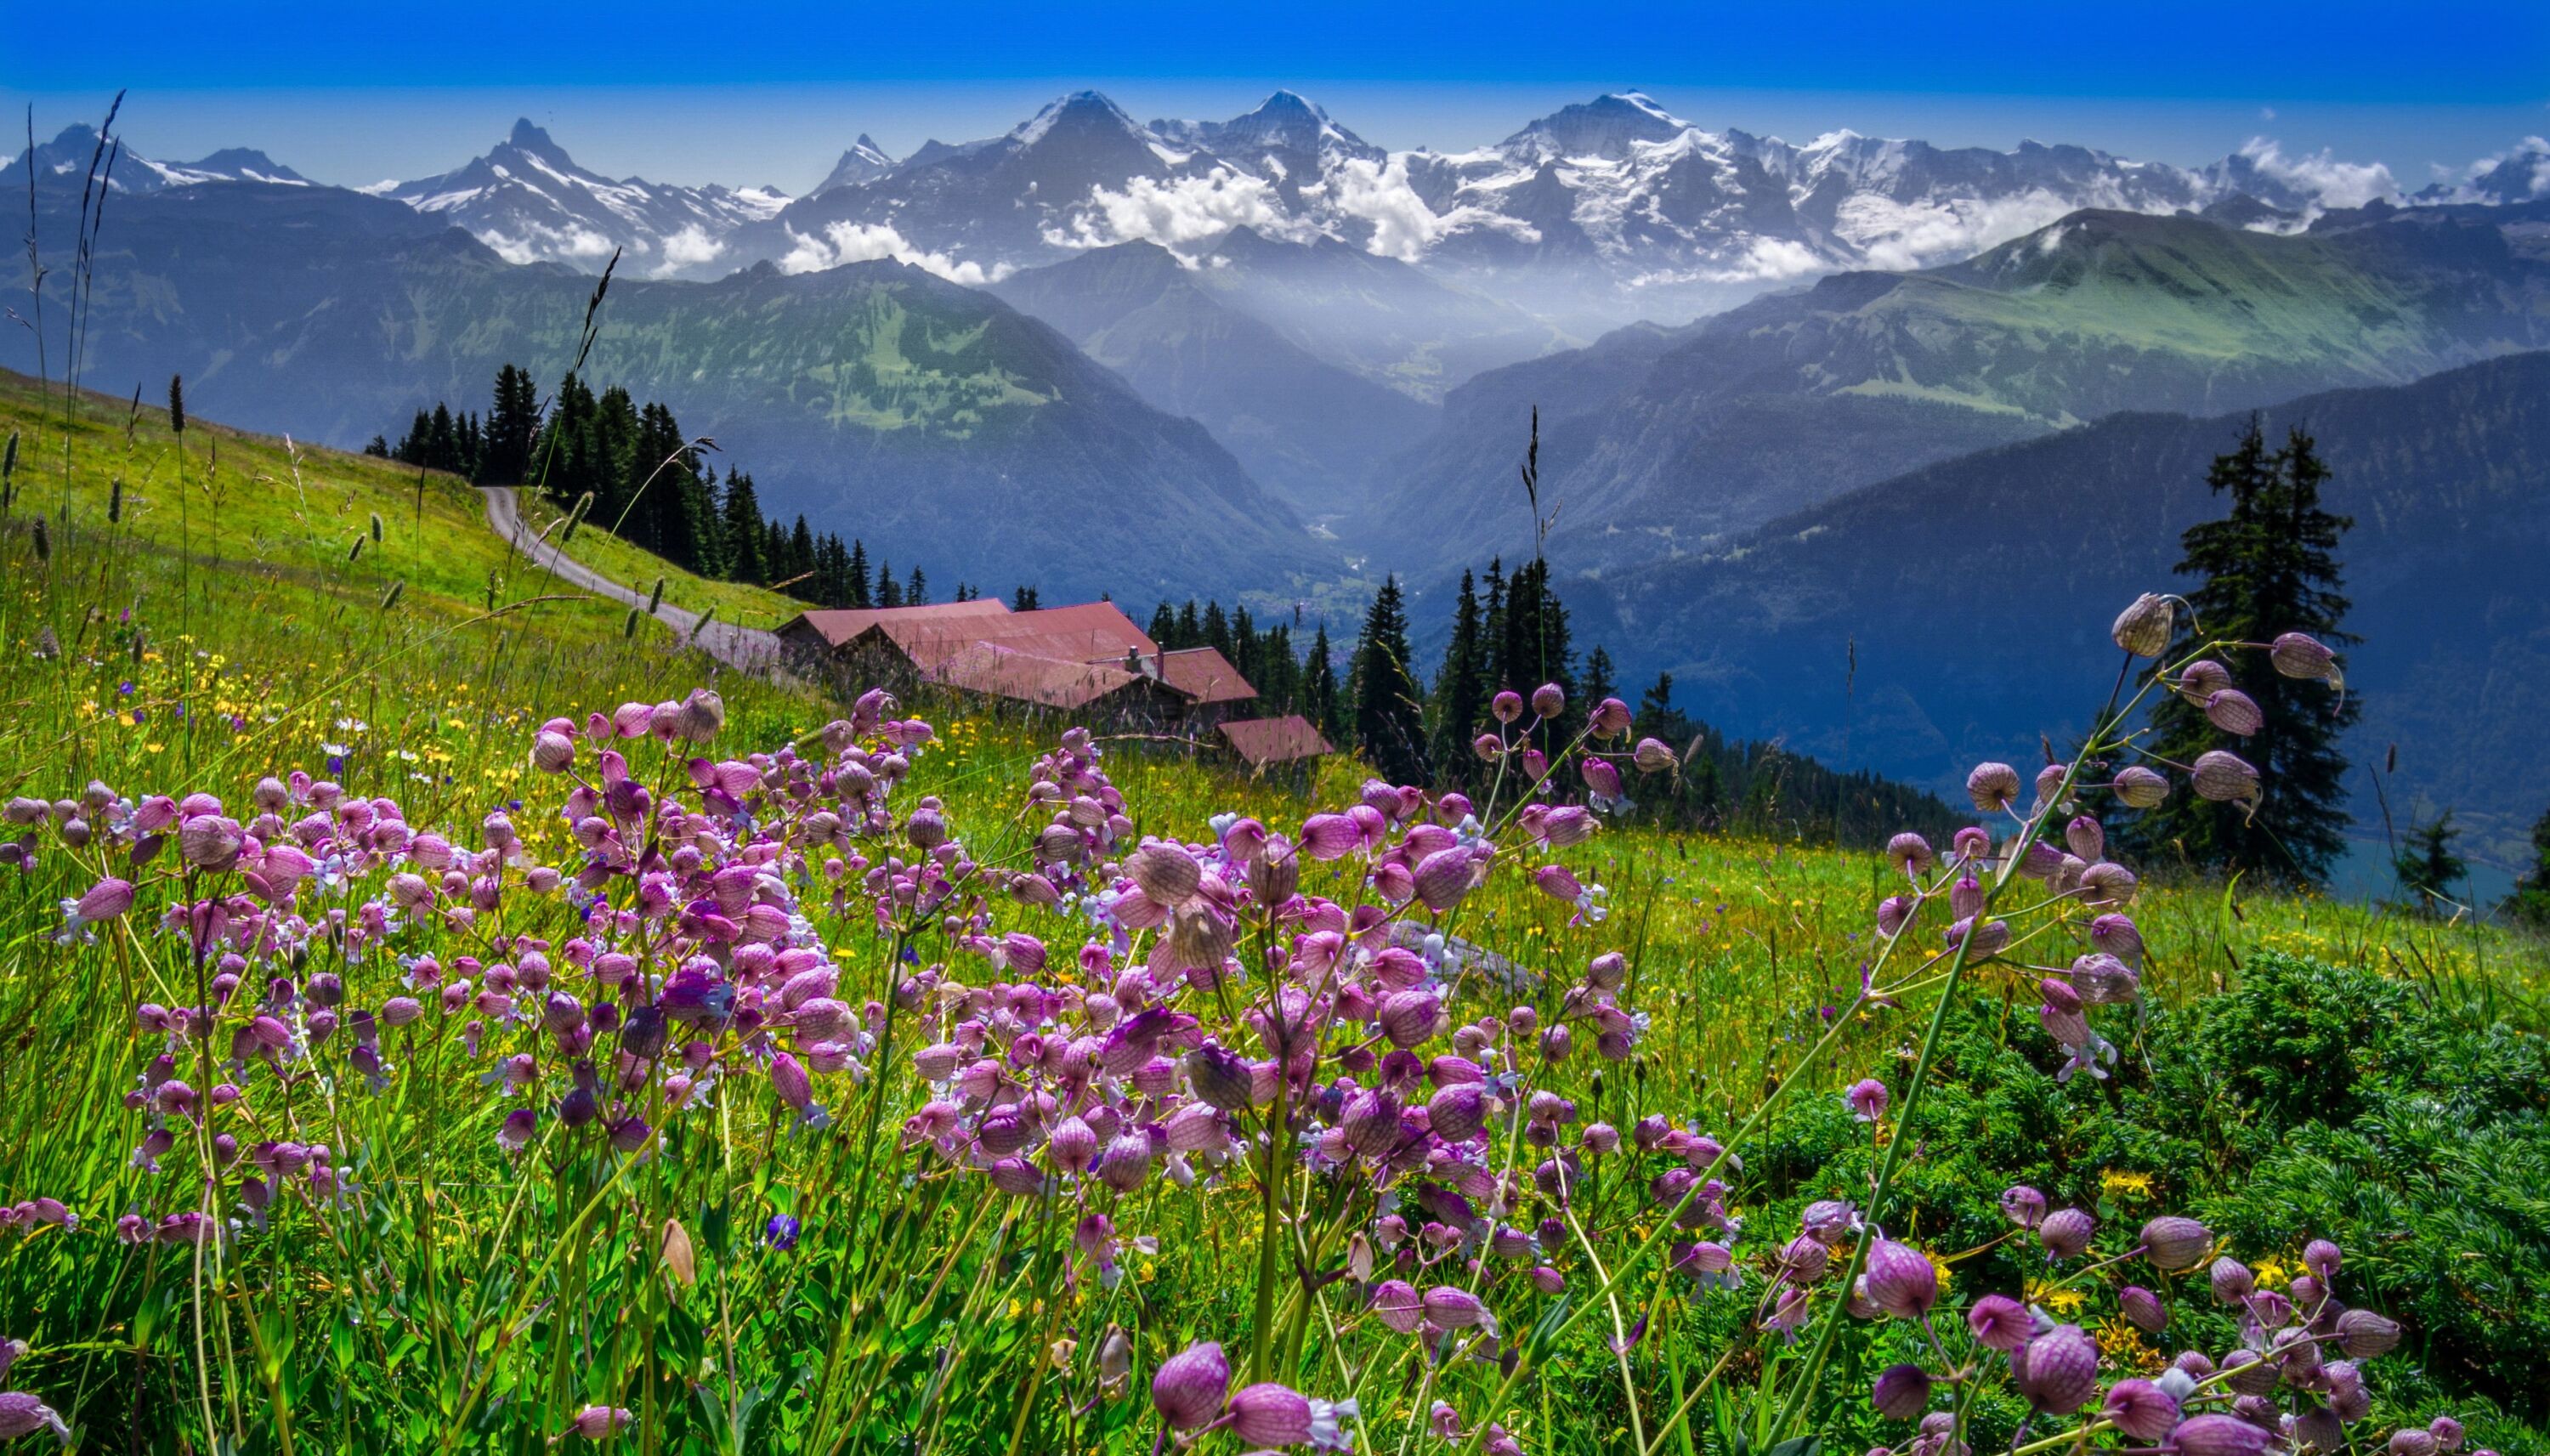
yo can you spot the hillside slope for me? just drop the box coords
[1595,351,2550,860]
[7,183,1336,603]
[1362,204,2550,578]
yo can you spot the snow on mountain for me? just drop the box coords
[379,120,793,277]
[809,135,896,196]
[0,125,310,194]
[32,95,2538,331]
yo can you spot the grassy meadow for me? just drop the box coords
[0,370,2542,1454]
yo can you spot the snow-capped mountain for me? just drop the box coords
[721,88,2492,330]
[809,135,896,197]
[32,93,2538,332]
[0,124,310,194]
[373,120,790,277]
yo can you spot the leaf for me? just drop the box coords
[662,1216,697,1287]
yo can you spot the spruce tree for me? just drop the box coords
[2393,811,2467,913]
[846,540,872,607]
[1584,645,1617,708]
[2507,805,2550,927]
[2121,422,2359,884]
[482,365,541,485]
[1430,569,1487,780]
[906,567,928,606]
[1148,601,1177,644]
[718,469,766,584]
[1306,624,1342,741]
[1350,577,1427,784]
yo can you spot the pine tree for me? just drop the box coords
[363,435,389,457]
[1430,569,1487,780]
[718,469,766,584]
[846,540,872,608]
[482,364,541,485]
[1584,645,1617,709]
[906,567,928,606]
[2121,422,2360,885]
[1306,624,1342,741]
[1015,586,1042,612]
[876,561,902,609]
[1176,600,1202,649]
[1635,673,1676,740]
[2507,805,2550,927]
[1351,577,1428,784]
[788,517,817,589]
[167,374,184,436]
[2393,810,2467,913]
[1148,601,1177,644]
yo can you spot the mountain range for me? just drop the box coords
[1362,199,2550,576]
[25,94,2544,335]
[4,184,1328,603]
[1570,350,2550,865]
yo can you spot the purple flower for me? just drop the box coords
[1845,1078,1890,1123]
[1422,1285,1495,1334]
[1151,1340,1229,1431]
[2010,1324,2100,1414]
[765,1214,801,1251]
[2168,1414,2274,1456]
[1966,1294,2032,1352]
[0,1391,69,1442]
[1966,762,2021,813]
[2139,1216,2212,1272]
[2119,1284,2168,1334]
[2038,1207,2095,1260]
[1872,1364,1932,1421]
[2102,1378,2180,1441]
[1863,1239,1937,1319]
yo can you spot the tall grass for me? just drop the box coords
[0,381,2540,1455]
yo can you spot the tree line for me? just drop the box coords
[366,365,978,611]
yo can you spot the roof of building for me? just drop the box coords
[927,643,1156,711]
[1218,714,1333,767]
[778,598,1010,648]
[1156,646,1258,705]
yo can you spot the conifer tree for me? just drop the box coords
[1306,624,1342,742]
[1148,601,1177,644]
[2507,805,2550,927]
[906,567,928,606]
[1430,569,1487,780]
[718,469,766,584]
[2121,422,2359,884]
[1583,645,1617,709]
[482,364,541,484]
[2393,811,2467,913]
[1350,577,1427,784]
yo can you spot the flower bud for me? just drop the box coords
[2113,765,2171,808]
[2270,632,2338,683]
[2192,751,2259,803]
[2111,593,2175,657]
[1965,762,2021,813]
[2101,1378,2180,1442]
[2139,1215,2212,1271]
[1150,1340,1229,1430]
[1872,1364,1932,1420]
[1864,1239,1937,1319]
[1530,683,1564,719]
[2010,1324,2100,1414]
[2205,689,2264,737]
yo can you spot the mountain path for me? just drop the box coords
[480,487,784,673]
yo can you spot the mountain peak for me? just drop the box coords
[1250,89,1323,120]
[1018,91,1139,137]
[507,118,553,150]
[1504,91,1692,161]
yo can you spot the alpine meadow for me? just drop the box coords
[2,8,2547,1454]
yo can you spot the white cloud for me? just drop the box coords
[1836,190,2087,272]
[1312,155,1538,263]
[2233,139,2398,209]
[1628,236,1827,287]
[654,224,727,275]
[779,221,1007,286]
[473,220,619,266]
[1045,167,1306,252]
[2430,136,2550,201]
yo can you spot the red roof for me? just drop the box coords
[780,599,1010,648]
[927,643,1152,711]
[1157,646,1258,705]
[920,603,1156,671]
[1218,715,1332,767]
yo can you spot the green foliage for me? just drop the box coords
[2122,422,2360,884]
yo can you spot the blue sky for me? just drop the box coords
[6,0,2544,190]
